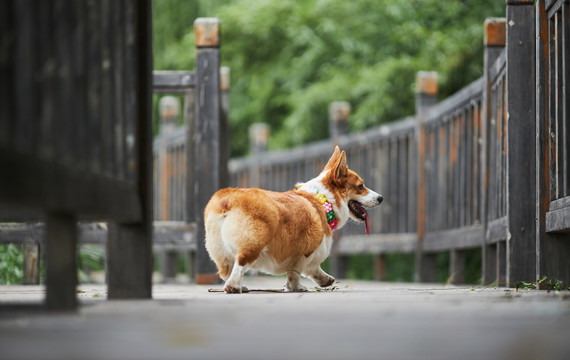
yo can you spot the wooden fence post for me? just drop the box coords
[106,0,153,301]
[328,101,351,279]
[220,66,231,189]
[414,71,438,283]
[482,18,506,285]
[505,0,536,285]
[23,242,40,285]
[158,96,179,221]
[249,123,269,188]
[449,250,466,284]
[157,96,180,282]
[46,213,77,310]
[194,18,222,284]
[535,0,570,285]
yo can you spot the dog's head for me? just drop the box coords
[322,146,383,234]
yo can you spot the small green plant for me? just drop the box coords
[514,276,570,291]
[0,244,24,284]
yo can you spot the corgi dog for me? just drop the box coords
[204,146,383,293]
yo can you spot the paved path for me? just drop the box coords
[1,277,570,360]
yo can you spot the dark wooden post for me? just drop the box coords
[249,123,269,188]
[183,77,197,282]
[184,87,196,223]
[374,254,386,282]
[158,96,180,282]
[158,96,180,221]
[535,0,570,285]
[249,123,269,155]
[23,242,40,285]
[220,66,230,189]
[449,250,466,284]
[329,101,350,141]
[482,18,506,285]
[505,0,536,285]
[414,71,438,283]
[46,213,77,310]
[107,0,154,300]
[328,101,351,279]
[194,18,222,284]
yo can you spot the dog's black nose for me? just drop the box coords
[377,195,383,204]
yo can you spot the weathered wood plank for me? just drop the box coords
[535,0,570,285]
[194,18,222,284]
[86,0,103,172]
[45,212,78,310]
[506,0,537,283]
[107,0,153,300]
[423,224,484,253]
[545,205,570,232]
[153,71,196,92]
[337,233,417,255]
[23,243,40,285]
[449,249,466,284]
[0,148,142,222]
[13,0,36,154]
[487,216,508,243]
[0,0,13,147]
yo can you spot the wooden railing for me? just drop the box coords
[0,0,153,309]
[536,0,570,281]
[226,1,570,285]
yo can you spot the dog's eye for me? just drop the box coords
[358,184,364,190]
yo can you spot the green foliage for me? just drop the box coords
[153,0,504,157]
[515,276,570,291]
[77,244,106,284]
[0,244,24,284]
[0,243,106,285]
[384,253,415,283]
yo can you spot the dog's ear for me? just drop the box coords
[324,146,341,172]
[333,150,348,181]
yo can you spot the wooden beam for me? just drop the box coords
[482,17,506,288]
[505,0,537,284]
[415,71,438,283]
[423,224,484,253]
[193,18,222,284]
[153,71,196,92]
[45,213,77,310]
[107,0,153,300]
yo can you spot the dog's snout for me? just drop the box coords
[377,195,383,204]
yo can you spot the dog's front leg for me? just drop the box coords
[309,266,335,288]
[284,269,307,292]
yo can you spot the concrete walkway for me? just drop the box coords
[1,277,569,360]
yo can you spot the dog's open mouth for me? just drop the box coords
[349,200,370,235]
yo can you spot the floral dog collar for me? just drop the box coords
[314,193,337,231]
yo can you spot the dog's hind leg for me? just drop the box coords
[224,259,248,293]
[205,214,235,281]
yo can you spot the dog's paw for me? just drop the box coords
[224,282,245,294]
[284,283,307,292]
[318,275,335,288]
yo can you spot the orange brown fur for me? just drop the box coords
[205,188,330,269]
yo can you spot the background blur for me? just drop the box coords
[153,0,504,157]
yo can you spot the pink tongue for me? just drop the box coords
[365,214,370,235]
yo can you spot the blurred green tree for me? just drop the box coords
[153,0,504,157]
